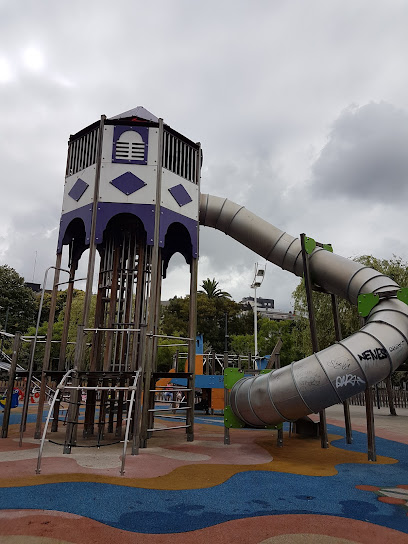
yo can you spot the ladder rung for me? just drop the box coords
[148,407,190,412]
[147,424,191,432]
[149,388,191,392]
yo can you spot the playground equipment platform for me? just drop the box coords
[0,404,407,543]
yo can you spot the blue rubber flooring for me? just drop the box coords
[1,423,407,534]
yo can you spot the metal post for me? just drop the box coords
[365,386,377,462]
[253,286,258,362]
[63,325,85,453]
[385,376,397,416]
[1,332,21,438]
[79,115,106,348]
[34,254,63,439]
[330,293,352,444]
[300,233,328,449]
[20,339,36,433]
[186,256,198,442]
[58,265,76,370]
[132,323,147,454]
[223,350,230,445]
[140,119,164,447]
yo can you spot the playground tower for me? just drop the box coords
[35,107,201,451]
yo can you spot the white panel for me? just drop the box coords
[161,169,199,221]
[62,166,96,214]
[99,163,157,205]
[101,125,159,167]
[101,125,114,162]
[146,127,159,166]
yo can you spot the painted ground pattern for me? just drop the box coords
[0,409,407,543]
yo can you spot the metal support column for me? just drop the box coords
[331,293,352,444]
[34,253,62,439]
[300,233,328,449]
[223,350,230,445]
[140,119,164,447]
[1,332,21,438]
[385,376,397,416]
[51,265,76,433]
[365,386,377,462]
[186,256,198,443]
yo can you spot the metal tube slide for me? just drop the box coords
[200,193,408,426]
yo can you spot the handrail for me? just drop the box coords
[83,327,141,332]
[36,368,76,474]
[120,370,141,475]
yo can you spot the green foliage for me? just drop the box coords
[0,265,37,334]
[161,292,250,354]
[199,278,231,299]
[291,255,408,358]
[229,318,302,367]
[230,334,254,356]
[38,290,70,325]
[257,318,304,367]
[156,335,188,373]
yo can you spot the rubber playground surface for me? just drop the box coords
[0,404,407,543]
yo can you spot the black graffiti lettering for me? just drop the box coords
[327,359,351,370]
[357,348,388,362]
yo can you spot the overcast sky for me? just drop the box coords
[1,0,407,311]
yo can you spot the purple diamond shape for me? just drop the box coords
[110,172,146,195]
[68,178,89,201]
[168,184,192,207]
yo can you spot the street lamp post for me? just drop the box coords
[251,263,266,368]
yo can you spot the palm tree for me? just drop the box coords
[199,278,231,299]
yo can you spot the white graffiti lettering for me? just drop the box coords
[335,374,366,388]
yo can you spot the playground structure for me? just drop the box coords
[1,105,408,469]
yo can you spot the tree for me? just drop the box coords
[291,255,408,361]
[257,318,304,367]
[161,291,250,355]
[199,278,231,299]
[230,318,302,368]
[0,265,37,335]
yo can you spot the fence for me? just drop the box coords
[349,386,408,409]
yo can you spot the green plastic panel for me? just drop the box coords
[304,237,316,254]
[358,293,380,317]
[397,288,408,306]
[224,367,244,389]
[224,405,244,428]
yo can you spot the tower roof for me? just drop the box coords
[109,106,158,123]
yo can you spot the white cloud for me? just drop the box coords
[0,56,13,83]
[21,46,45,72]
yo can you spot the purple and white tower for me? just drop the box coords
[36,107,201,449]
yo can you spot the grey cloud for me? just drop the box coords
[309,102,408,202]
[2,1,408,311]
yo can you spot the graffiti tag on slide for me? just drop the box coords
[336,374,365,388]
[357,348,388,362]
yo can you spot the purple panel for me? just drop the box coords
[159,207,198,258]
[68,178,89,201]
[58,203,197,258]
[57,204,93,253]
[168,184,193,207]
[95,202,155,245]
[112,125,148,164]
[110,172,146,195]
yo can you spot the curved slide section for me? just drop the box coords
[199,193,408,426]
